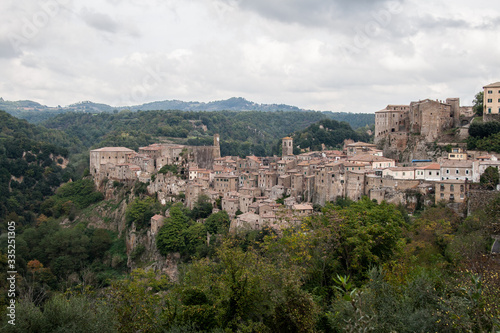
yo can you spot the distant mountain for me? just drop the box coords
[0,97,374,128]
[125,97,303,112]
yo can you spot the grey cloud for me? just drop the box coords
[476,16,500,29]
[0,38,22,58]
[80,8,119,33]
[416,15,469,30]
[223,0,402,26]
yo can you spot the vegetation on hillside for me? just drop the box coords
[2,195,499,332]
[467,121,500,152]
[1,108,499,332]
[0,111,86,224]
[291,119,372,152]
[41,110,374,157]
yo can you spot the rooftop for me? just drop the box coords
[483,82,500,88]
[417,163,441,170]
[293,204,313,210]
[91,147,135,152]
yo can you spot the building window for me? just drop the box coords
[460,193,464,199]
[446,169,449,174]
[488,90,493,94]
[460,185,464,192]
[489,108,492,113]
[450,184,454,191]
[440,184,445,191]
[440,193,444,198]
[488,99,493,103]
[456,169,459,174]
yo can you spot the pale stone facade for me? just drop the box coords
[375,97,467,150]
[483,82,500,116]
[435,179,470,204]
[440,160,473,181]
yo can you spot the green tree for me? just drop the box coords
[182,223,207,256]
[473,91,484,116]
[190,194,213,220]
[480,166,499,190]
[205,210,230,235]
[106,269,169,333]
[178,241,318,332]
[1,294,116,333]
[156,205,190,255]
[125,197,157,229]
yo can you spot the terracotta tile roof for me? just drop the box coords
[417,163,441,170]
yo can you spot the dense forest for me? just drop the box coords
[41,110,365,157]
[0,111,86,224]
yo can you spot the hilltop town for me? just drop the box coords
[90,85,500,232]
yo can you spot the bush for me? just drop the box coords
[159,164,178,175]
[125,197,158,229]
[0,294,116,333]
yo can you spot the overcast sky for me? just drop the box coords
[1,0,499,113]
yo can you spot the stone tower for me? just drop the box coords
[213,134,221,158]
[282,137,293,158]
[446,98,460,127]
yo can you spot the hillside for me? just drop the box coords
[127,97,303,112]
[0,97,375,129]
[41,110,330,156]
[0,111,83,223]
[0,108,499,332]
[292,119,372,151]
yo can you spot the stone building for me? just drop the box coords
[375,97,465,147]
[282,137,294,158]
[382,167,416,180]
[214,174,238,193]
[347,154,396,169]
[440,160,473,181]
[90,135,221,185]
[410,99,457,141]
[345,141,379,156]
[415,163,441,181]
[435,179,470,204]
[483,82,500,117]
[374,105,410,143]
[90,147,136,178]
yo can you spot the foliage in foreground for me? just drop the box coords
[2,197,500,332]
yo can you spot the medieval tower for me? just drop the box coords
[213,134,221,159]
[282,137,293,158]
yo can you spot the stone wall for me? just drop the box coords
[483,113,500,123]
[188,146,220,169]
